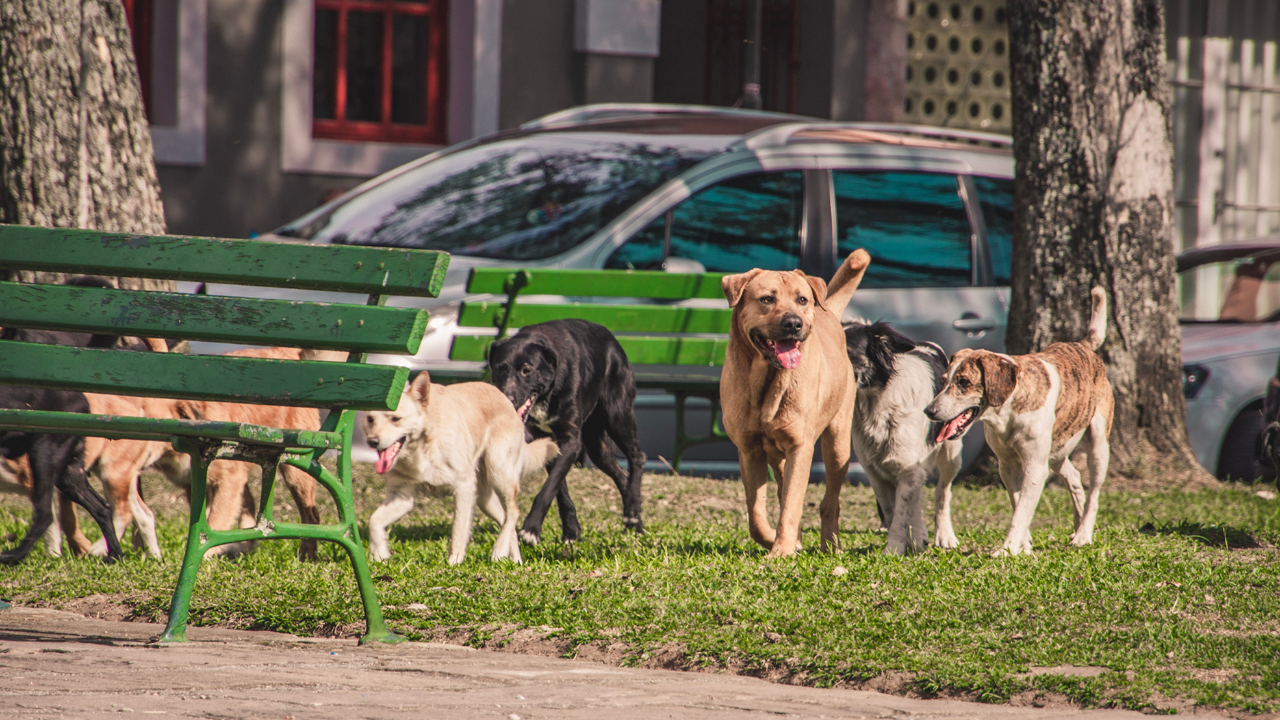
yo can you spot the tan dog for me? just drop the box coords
[719,250,871,558]
[55,348,340,561]
[926,287,1114,556]
[363,372,559,565]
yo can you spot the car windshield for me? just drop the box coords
[274,132,728,260]
[1179,255,1280,323]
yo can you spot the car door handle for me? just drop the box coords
[953,314,996,333]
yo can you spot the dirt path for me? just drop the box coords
[0,606,1235,720]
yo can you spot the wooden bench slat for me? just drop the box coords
[465,268,728,300]
[0,409,343,448]
[0,226,449,297]
[0,282,429,354]
[0,342,408,410]
[450,335,727,366]
[457,300,732,334]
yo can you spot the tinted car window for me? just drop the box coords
[833,171,972,288]
[606,171,803,273]
[974,176,1014,285]
[274,133,725,260]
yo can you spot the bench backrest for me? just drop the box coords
[0,226,449,413]
[450,268,732,366]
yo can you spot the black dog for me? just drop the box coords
[488,319,646,544]
[0,387,124,564]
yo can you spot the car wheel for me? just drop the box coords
[1216,405,1272,482]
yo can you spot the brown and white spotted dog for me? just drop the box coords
[925,287,1114,556]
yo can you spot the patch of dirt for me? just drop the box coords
[858,670,919,695]
[51,594,145,623]
[1020,665,1109,678]
[572,641,632,665]
[1009,690,1075,709]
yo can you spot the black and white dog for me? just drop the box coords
[844,321,964,553]
[488,319,646,545]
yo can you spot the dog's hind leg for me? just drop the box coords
[933,440,963,549]
[585,413,646,534]
[127,471,162,559]
[602,393,647,534]
[1054,454,1088,527]
[480,463,522,564]
[281,464,321,561]
[1070,413,1110,547]
[45,437,122,563]
[368,485,416,562]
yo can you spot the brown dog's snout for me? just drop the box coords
[779,313,804,336]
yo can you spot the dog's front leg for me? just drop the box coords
[368,486,416,562]
[1000,458,1049,556]
[932,441,963,550]
[885,466,927,554]
[768,443,815,559]
[818,428,851,554]
[740,449,775,550]
[448,481,478,565]
[520,435,581,545]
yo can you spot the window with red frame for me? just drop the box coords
[120,0,153,120]
[313,0,448,144]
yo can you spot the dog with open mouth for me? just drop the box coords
[363,372,559,564]
[925,287,1114,556]
[488,319,646,546]
[719,249,871,558]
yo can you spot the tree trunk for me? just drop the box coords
[864,0,908,122]
[0,0,169,292]
[1006,0,1206,481]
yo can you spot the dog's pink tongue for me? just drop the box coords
[375,443,399,474]
[936,413,968,444]
[775,339,802,369]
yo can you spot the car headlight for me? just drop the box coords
[1182,364,1210,399]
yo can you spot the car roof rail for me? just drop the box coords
[732,122,1013,151]
[521,103,807,130]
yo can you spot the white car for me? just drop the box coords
[1178,240,1280,480]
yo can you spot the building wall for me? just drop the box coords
[498,0,579,130]
[157,0,362,239]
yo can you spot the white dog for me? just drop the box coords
[844,321,964,553]
[363,372,559,564]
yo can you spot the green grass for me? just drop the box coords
[2,464,1278,714]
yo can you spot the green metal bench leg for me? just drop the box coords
[338,531,403,645]
[159,441,212,643]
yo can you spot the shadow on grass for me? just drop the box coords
[1139,520,1261,548]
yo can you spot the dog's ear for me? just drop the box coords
[409,371,432,405]
[795,271,828,310]
[721,268,765,307]
[978,353,1017,408]
[875,323,918,356]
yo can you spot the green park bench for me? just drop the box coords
[443,268,733,470]
[0,226,449,644]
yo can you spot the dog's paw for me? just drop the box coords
[518,529,540,546]
[369,546,392,562]
[934,532,960,550]
[446,551,466,566]
[622,516,644,534]
[87,539,110,557]
[1068,530,1093,546]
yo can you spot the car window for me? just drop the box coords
[606,171,803,273]
[832,171,972,288]
[273,133,726,261]
[973,176,1014,285]
[1181,259,1280,322]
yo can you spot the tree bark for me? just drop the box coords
[864,0,908,122]
[1006,0,1204,479]
[0,0,169,291]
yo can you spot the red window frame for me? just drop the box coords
[121,0,153,120]
[312,0,449,144]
